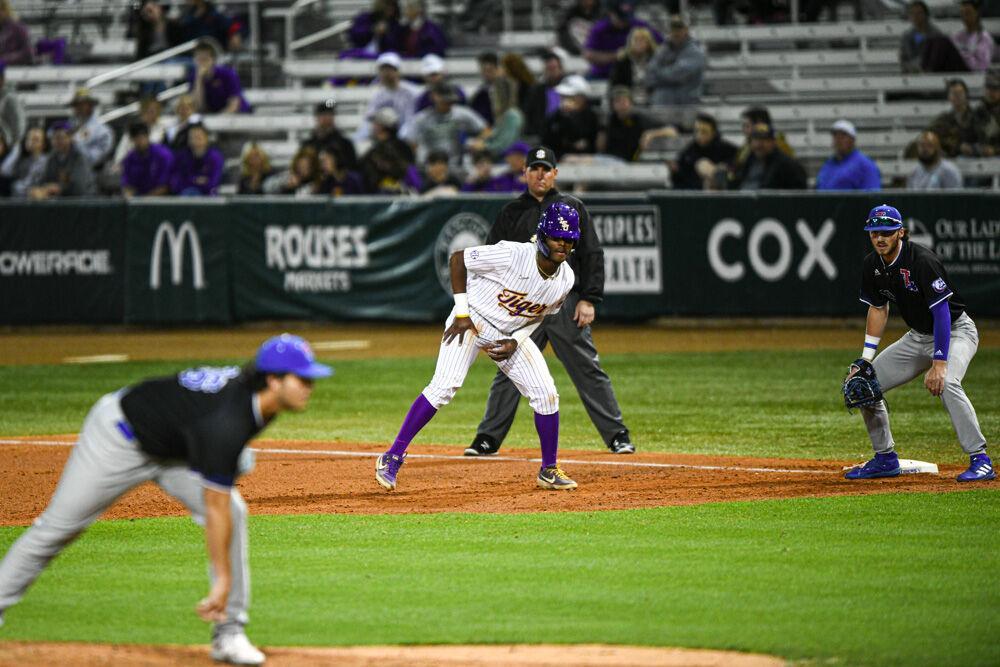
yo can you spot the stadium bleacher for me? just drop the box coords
[5,0,1000,192]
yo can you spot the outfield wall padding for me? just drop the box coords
[1,193,997,325]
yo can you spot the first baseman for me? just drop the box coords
[375,201,581,491]
[845,205,994,482]
[0,335,333,665]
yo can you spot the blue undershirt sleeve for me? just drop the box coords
[931,299,951,361]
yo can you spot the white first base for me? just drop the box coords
[897,459,938,475]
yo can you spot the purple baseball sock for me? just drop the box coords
[388,393,438,456]
[534,411,559,468]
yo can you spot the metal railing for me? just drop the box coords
[84,38,198,89]
[99,83,189,124]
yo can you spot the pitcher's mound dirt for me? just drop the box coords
[0,642,784,666]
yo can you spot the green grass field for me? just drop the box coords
[1,348,998,665]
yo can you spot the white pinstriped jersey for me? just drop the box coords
[464,241,574,337]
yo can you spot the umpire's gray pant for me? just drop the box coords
[863,313,987,456]
[476,291,627,446]
[0,392,251,633]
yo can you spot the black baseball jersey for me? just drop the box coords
[859,239,965,334]
[487,187,605,304]
[120,367,270,489]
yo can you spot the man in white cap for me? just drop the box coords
[414,53,466,113]
[541,74,600,157]
[815,119,881,191]
[354,51,421,142]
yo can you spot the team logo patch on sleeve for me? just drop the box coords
[932,277,948,293]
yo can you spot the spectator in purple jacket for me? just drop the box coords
[121,122,173,197]
[169,122,223,195]
[489,140,529,192]
[0,0,32,65]
[189,40,251,114]
[315,146,366,196]
[347,0,403,54]
[399,0,447,58]
[583,0,662,79]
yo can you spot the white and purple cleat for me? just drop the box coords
[375,452,406,490]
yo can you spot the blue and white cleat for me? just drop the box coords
[845,451,902,479]
[957,454,996,482]
[375,452,406,490]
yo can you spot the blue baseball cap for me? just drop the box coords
[864,204,903,231]
[256,334,333,379]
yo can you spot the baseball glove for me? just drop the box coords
[842,359,884,413]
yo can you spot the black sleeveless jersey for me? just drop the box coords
[859,239,965,335]
[120,366,270,488]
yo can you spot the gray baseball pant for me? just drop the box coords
[476,291,627,446]
[863,313,987,456]
[0,392,251,633]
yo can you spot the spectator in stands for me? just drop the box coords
[500,53,539,125]
[132,0,182,60]
[68,88,114,169]
[645,16,705,115]
[165,94,203,151]
[347,0,402,54]
[264,146,319,196]
[971,69,1000,155]
[584,0,662,79]
[462,150,497,192]
[169,122,223,196]
[189,40,251,115]
[952,0,996,71]
[609,27,657,106]
[237,142,272,195]
[598,86,654,161]
[670,112,738,190]
[900,1,944,73]
[121,122,173,197]
[0,125,47,198]
[489,140,529,192]
[815,120,881,191]
[466,77,525,158]
[360,107,419,194]
[414,54,467,113]
[179,0,243,52]
[730,106,794,177]
[401,82,488,165]
[0,60,25,148]
[355,52,421,142]
[542,74,600,158]
[399,0,447,58]
[730,123,807,191]
[559,0,602,55]
[801,0,860,23]
[30,121,96,200]
[418,149,461,195]
[930,78,976,156]
[0,0,32,65]
[301,98,358,171]
[470,52,499,125]
[315,146,366,196]
[113,98,167,167]
[908,130,963,189]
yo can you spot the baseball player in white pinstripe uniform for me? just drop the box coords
[375,202,582,491]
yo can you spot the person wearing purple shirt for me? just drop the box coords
[189,40,251,114]
[315,146,366,196]
[399,0,447,58]
[0,0,33,65]
[583,0,662,79]
[121,122,173,196]
[347,0,403,53]
[170,122,224,195]
[489,141,529,192]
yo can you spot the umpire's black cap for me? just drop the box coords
[527,146,557,169]
[315,98,336,114]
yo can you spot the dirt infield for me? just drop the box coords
[0,438,977,526]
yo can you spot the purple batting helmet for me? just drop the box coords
[256,334,333,379]
[536,201,580,257]
[864,204,903,232]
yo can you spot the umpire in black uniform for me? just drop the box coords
[464,146,634,456]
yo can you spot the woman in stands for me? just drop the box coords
[237,142,273,195]
[0,126,48,198]
[314,146,365,197]
[168,122,224,196]
[608,27,657,106]
[264,146,320,197]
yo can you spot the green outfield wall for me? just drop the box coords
[2,193,997,325]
